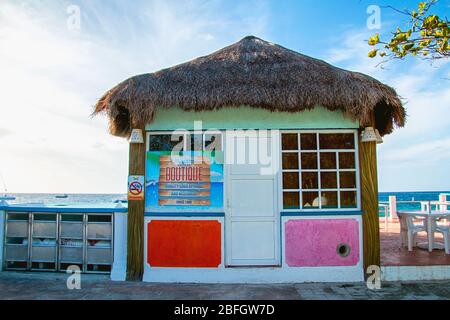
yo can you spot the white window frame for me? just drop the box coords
[278,129,361,212]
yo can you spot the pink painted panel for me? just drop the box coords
[285,219,359,267]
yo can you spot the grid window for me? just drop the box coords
[281,131,359,210]
[283,192,300,209]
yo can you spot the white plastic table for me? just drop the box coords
[397,210,450,252]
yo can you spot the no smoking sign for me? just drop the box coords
[128,175,145,201]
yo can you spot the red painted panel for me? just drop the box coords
[148,220,221,267]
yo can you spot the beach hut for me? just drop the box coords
[94,36,405,282]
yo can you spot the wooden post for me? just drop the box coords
[127,127,146,281]
[359,133,380,276]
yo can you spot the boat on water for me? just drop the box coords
[55,194,69,199]
[0,195,15,201]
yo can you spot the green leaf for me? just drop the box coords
[368,33,379,46]
[435,30,444,37]
[394,33,408,42]
[418,2,426,14]
[368,49,378,58]
[441,38,449,51]
[403,43,415,51]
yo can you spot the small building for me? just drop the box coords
[94,36,405,282]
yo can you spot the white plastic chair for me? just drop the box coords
[406,216,426,251]
[435,219,449,254]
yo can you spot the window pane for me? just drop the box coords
[189,134,203,151]
[322,191,338,208]
[302,191,319,209]
[301,152,317,169]
[282,153,299,169]
[300,133,317,150]
[302,172,318,189]
[340,172,356,188]
[339,152,355,169]
[341,191,357,208]
[282,133,298,150]
[321,172,337,189]
[320,152,336,169]
[283,172,299,189]
[283,192,300,209]
[149,134,183,151]
[319,133,355,149]
[205,133,222,151]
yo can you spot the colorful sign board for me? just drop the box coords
[146,151,223,210]
[128,175,145,201]
[158,155,211,206]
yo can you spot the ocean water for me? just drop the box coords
[378,191,450,212]
[2,191,449,214]
[2,193,126,207]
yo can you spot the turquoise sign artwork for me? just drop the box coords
[145,151,224,211]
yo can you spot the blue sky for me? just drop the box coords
[0,0,449,193]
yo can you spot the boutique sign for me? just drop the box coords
[158,155,211,206]
[146,151,223,210]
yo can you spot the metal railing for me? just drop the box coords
[379,203,389,231]
[378,193,449,231]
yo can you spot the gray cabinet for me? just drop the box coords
[31,213,58,270]
[3,212,113,274]
[58,213,84,270]
[3,212,30,270]
[85,215,113,273]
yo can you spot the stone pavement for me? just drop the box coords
[0,272,449,300]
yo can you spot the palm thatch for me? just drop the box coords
[94,36,405,137]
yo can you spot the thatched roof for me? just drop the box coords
[94,36,405,137]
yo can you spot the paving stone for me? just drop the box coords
[0,272,449,300]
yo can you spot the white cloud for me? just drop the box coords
[0,0,269,193]
[324,30,450,192]
[381,137,450,165]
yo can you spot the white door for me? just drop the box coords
[225,131,280,266]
